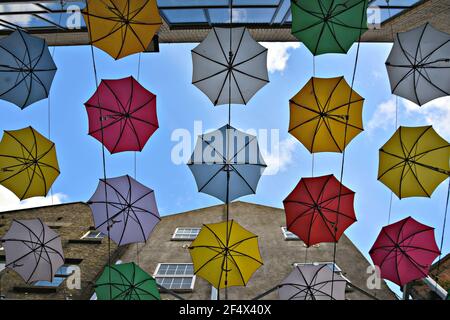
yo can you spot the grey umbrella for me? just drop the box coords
[188,124,266,203]
[192,27,269,106]
[278,264,347,300]
[88,175,160,246]
[1,218,64,284]
[386,23,450,106]
[0,30,57,109]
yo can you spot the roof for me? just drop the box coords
[0,0,448,47]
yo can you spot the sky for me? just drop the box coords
[0,39,449,295]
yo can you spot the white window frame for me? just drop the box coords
[33,265,73,287]
[171,227,201,241]
[153,263,196,292]
[281,227,300,240]
[81,230,105,240]
[294,262,349,282]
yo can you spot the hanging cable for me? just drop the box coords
[85,0,113,299]
[330,4,365,297]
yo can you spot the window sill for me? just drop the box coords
[68,239,103,245]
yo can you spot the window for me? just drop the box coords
[0,256,5,273]
[172,227,201,241]
[34,265,73,287]
[154,263,195,292]
[281,227,300,240]
[81,230,105,240]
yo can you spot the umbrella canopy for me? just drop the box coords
[187,124,266,203]
[278,264,347,300]
[378,126,450,199]
[1,219,64,284]
[84,76,158,154]
[82,0,162,60]
[289,77,364,153]
[283,175,357,247]
[88,175,160,246]
[369,217,440,287]
[0,126,60,200]
[0,30,57,109]
[386,23,450,106]
[291,0,368,55]
[189,220,263,289]
[192,27,269,105]
[95,262,160,300]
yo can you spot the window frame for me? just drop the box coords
[171,227,201,241]
[281,227,300,241]
[153,263,196,292]
[33,265,74,288]
[81,230,105,240]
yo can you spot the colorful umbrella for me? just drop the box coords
[187,124,266,203]
[378,126,450,199]
[1,219,64,284]
[0,30,57,109]
[283,175,357,247]
[189,220,263,289]
[369,217,440,287]
[192,27,269,105]
[82,0,162,60]
[291,0,368,55]
[278,264,347,300]
[289,77,364,153]
[95,262,160,300]
[386,23,450,106]
[88,175,160,246]
[84,76,158,154]
[0,126,60,200]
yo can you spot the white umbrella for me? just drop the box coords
[386,23,450,106]
[192,27,269,106]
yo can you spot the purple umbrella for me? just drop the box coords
[1,219,64,283]
[87,175,160,246]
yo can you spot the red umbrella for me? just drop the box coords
[84,76,158,154]
[369,217,440,287]
[283,175,357,247]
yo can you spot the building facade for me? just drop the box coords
[0,201,396,300]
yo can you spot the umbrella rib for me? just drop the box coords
[229,164,257,194]
[17,31,34,108]
[191,50,229,69]
[213,69,231,105]
[212,27,230,64]
[192,68,228,85]
[232,68,270,83]
[230,70,247,104]
[233,49,267,69]
[196,166,225,193]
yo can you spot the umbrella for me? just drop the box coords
[278,264,347,300]
[189,220,263,289]
[84,76,158,154]
[82,0,162,60]
[187,124,266,203]
[291,0,368,55]
[289,77,364,153]
[1,218,64,284]
[192,27,269,105]
[0,126,60,200]
[283,174,357,247]
[0,30,57,109]
[88,175,160,246]
[378,126,450,199]
[369,216,440,287]
[95,262,160,300]
[385,23,450,106]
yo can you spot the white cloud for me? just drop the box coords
[261,42,300,73]
[0,4,35,28]
[0,186,68,212]
[261,137,299,176]
[367,97,398,134]
[402,96,450,138]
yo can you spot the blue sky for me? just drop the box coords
[0,41,448,294]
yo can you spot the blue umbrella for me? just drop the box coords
[188,124,266,203]
[0,30,57,109]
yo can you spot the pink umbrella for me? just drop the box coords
[369,216,440,287]
[84,76,158,154]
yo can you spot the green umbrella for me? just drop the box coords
[95,263,160,300]
[291,0,369,55]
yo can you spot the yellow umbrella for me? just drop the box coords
[378,126,449,199]
[189,220,263,289]
[289,77,364,153]
[0,127,60,200]
[82,0,162,60]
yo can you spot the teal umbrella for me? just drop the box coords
[291,0,369,55]
[95,263,160,300]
